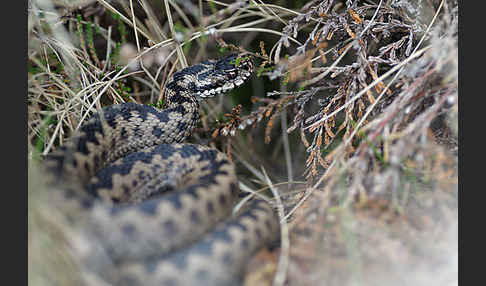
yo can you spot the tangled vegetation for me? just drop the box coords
[28,0,457,285]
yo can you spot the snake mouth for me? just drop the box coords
[196,54,253,98]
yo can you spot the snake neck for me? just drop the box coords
[162,77,201,139]
[163,79,199,110]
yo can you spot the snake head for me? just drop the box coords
[196,54,253,98]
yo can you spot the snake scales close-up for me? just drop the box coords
[44,54,281,286]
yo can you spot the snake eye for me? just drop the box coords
[227,71,237,80]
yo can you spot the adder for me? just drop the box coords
[44,54,280,286]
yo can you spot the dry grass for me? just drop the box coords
[28,0,458,285]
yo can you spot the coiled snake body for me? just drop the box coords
[45,54,280,286]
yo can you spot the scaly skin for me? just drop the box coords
[44,54,280,286]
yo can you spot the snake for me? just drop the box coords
[44,54,280,286]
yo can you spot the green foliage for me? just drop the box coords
[218,46,228,54]
[257,65,274,77]
[28,64,42,75]
[86,21,94,45]
[76,14,83,37]
[110,11,127,43]
[33,115,57,161]
[118,82,132,98]
[148,99,165,109]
